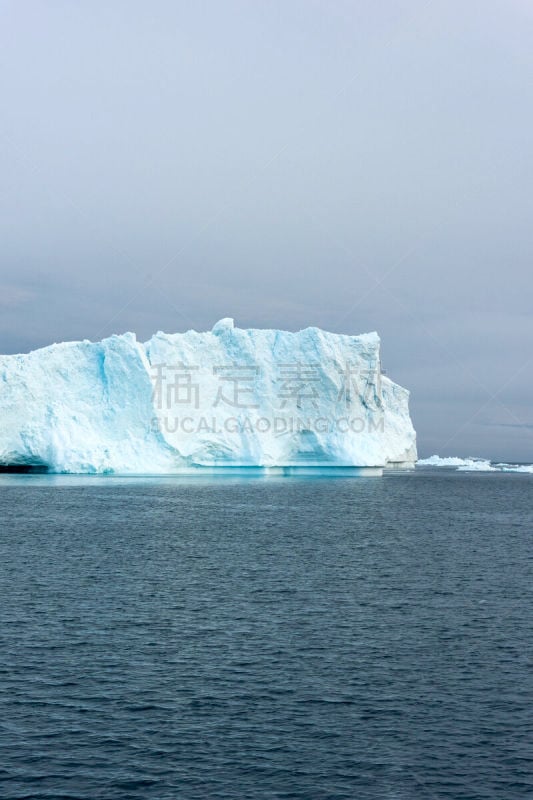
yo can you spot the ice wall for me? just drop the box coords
[0,319,417,473]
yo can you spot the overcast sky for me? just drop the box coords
[1,0,532,460]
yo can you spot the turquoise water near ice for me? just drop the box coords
[0,469,532,799]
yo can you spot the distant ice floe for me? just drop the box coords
[417,455,486,468]
[495,463,533,474]
[417,455,533,473]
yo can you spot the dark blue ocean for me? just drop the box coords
[0,469,532,800]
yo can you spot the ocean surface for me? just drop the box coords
[0,468,532,800]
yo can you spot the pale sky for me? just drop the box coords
[1,0,532,460]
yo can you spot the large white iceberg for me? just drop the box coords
[0,319,417,474]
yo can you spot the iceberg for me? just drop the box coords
[0,319,417,474]
[417,455,533,474]
[417,455,491,468]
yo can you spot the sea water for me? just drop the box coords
[0,469,531,799]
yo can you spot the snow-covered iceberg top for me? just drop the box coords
[0,319,417,474]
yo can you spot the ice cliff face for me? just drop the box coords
[0,319,416,473]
